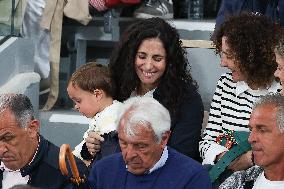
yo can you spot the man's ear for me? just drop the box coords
[27,119,40,138]
[160,130,171,148]
[93,89,104,101]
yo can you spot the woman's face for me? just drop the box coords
[220,36,245,83]
[274,53,284,93]
[135,38,166,91]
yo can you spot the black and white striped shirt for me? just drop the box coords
[199,73,281,165]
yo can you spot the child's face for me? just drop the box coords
[67,83,101,118]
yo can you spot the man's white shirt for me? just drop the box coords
[252,172,284,189]
[1,162,29,189]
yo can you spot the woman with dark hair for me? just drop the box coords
[200,13,281,177]
[107,17,204,161]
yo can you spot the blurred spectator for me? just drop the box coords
[133,0,173,19]
[213,0,284,39]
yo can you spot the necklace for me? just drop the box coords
[28,135,41,166]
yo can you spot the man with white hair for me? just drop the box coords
[88,96,212,189]
[219,93,284,189]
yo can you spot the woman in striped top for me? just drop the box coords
[199,13,282,173]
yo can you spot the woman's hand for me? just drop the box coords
[228,150,253,172]
[85,131,104,156]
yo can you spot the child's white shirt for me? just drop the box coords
[73,100,122,160]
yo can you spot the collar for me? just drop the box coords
[235,80,280,96]
[147,146,168,174]
[0,162,16,172]
[88,100,122,135]
[125,146,168,174]
[130,88,156,98]
[0,162,29,189]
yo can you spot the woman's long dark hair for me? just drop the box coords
[109,18,197,115]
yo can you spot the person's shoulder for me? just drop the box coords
[97,100,123,128]
[182,82,201,99]
[219,166,263,189]
[101,100,123,116]
[220,72,232,80]
[111,100,123,108]
[180,82,203,106]
[40,138,61,169]
[244,165,263,179]
[183,82,198,93]
[168,148,205,173]
[41,138,88,174]
[176,83,204,116]
[216,72,234,85]
[112,100,123,113]
[90,153,124,179]
[93,153,122,169]
[29,138,68,178]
